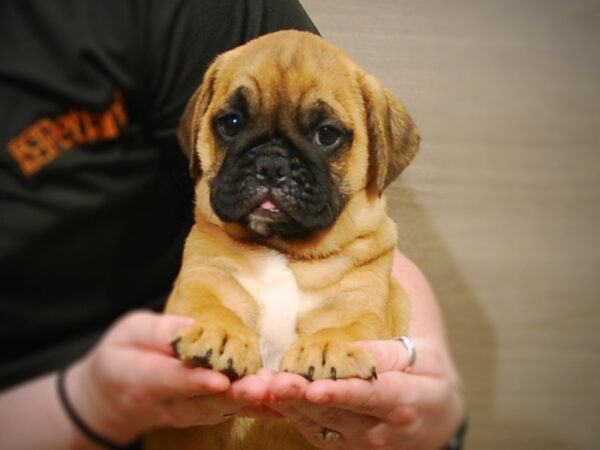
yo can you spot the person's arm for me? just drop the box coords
[0,372,97,450]
[391,248,462,392]
[268,250,465,450]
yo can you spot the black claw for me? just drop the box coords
[192,348,213,368]
[370,367,378,380]
[192,356,212,368]
[331,367,337,380]
[171,337,181,358]
[220,367,240,381]
[219,358,240,381]
[306,366,315,381]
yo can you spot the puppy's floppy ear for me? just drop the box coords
[360,74,420,195]
[177,61,220,180]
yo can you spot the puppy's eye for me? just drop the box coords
[314,125,342,148]
[216,113,245,138]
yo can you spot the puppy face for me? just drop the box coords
[179,31,419,240]
[208,86,350,239]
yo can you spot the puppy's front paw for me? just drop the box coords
[280,330,377,381]
[172,316,261,380]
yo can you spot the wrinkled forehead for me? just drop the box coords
[211,37,360,125]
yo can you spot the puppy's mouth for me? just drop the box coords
[232,190,340,240]
[248,197,290,222]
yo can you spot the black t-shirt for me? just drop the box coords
[0,0,317,391]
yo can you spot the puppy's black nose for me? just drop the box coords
[255,155,290,185]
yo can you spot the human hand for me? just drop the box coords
[268,337,464,450]
[64,310,272,446]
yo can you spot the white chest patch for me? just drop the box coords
[233,252,301,370]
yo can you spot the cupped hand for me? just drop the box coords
[64,310,272,445]
[268,337,464,450]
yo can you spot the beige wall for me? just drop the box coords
[300,1,600,449]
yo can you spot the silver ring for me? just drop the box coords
[315,427,342,441]
[394,336,417,373]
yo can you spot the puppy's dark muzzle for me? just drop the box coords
[210,137,343,238]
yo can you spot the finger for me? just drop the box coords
[305,372,451,423]
[272,402,386,450]
[226,372,271,404]
[167,374,279,426]
[255,368,278,382]
[355,338,441,376]
[109,310,196,355]
[270,403,347,450]
[309,374,417,421]
[165,393,246,427]
[289,400,379,437]
[115,348,230,398]
[238,404,283,419]
[269,372,311,401]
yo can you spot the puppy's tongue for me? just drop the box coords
[260,199,279,212]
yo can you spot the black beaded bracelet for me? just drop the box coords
[56,368,124,449]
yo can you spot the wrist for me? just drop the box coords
[61,360,139,447]
[47,372,102,450]
[440,374,467,450]
[441,416,468,450]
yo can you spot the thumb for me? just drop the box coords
[356,337,438,375]
[108,310,196,355]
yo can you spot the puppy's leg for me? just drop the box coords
[167,280,262,380]
[280,313,384,381]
